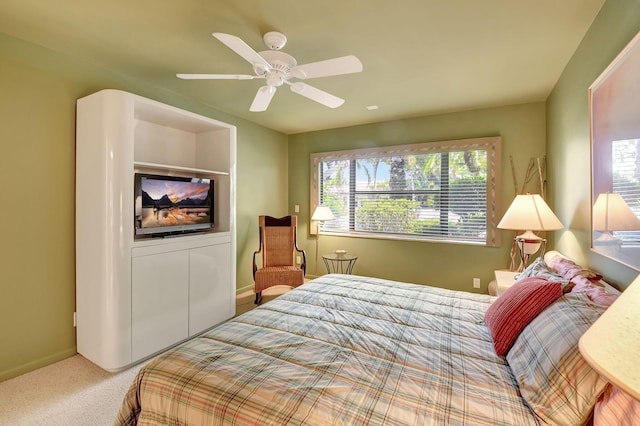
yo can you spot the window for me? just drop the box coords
[310,137,501,246]
[612,139,640,244]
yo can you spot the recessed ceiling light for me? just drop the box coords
[366,105,379,110]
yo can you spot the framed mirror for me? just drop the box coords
[589,31,640,271]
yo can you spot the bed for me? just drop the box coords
[116,255,617,425]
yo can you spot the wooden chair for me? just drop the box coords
[253,216,306,304]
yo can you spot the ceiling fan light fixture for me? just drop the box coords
[265,71,285,87]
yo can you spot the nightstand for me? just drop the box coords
[322,253,357,274]
[493,270,519,296]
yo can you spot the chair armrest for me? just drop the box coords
[293,226,306,275]
[296,248,307,275]
[253,226,264,280]
[252,250,261,280]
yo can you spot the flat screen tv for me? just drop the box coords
[134,173,214,237]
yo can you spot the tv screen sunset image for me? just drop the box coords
[140,177,212,229]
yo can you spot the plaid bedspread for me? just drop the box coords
[116,274,538,425]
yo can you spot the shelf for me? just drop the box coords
[134,162,229,176]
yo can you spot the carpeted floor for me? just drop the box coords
[0,286,290,425]
[0,354,147,426]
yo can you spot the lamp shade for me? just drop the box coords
[579,273,640,400]
[497,194,563,231]
[312,205,335,222]
[593,192,640,232]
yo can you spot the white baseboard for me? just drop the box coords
[236,283,255,295]
[235,277,316,295]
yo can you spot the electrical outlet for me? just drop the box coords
[294,204,300,213]
[73,312,77,327]
[296,255,301,265]
[473,278,481,289]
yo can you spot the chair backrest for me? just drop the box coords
[259,216,298,267]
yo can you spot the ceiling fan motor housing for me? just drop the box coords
[257,50,297,87]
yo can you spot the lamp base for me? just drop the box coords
[513,231,547,272]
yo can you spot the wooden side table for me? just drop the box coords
[322,253,357,274]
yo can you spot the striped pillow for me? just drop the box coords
[484,276,563,356]
[595,385,640,426]
[506,292,608,425]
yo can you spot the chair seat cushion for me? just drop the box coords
[255,266,304,292]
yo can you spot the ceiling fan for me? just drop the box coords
[177,32,363,112]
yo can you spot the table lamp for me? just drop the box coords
[497,194,563,271]
[311,205,335,275]
[579,273,640,400]
[592,192,640,245]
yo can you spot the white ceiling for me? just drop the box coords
[0,0,604,134]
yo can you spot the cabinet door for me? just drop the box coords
[131,250,189,361]
[189,243,232,335]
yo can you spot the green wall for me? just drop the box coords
[4,0,639,383]
[288,103,546,290]
[547,0,640,289]
[0,34,288,381]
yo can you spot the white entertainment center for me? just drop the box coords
[75,89,236,371]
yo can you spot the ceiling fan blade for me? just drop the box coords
[289,82,345,108]
[176,73,257,80]
[292,55,363,79]
[212,32,271,69]
[250,86,276,112]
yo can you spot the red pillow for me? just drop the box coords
[484,276,563,356]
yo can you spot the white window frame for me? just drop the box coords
[310,136,501,247]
